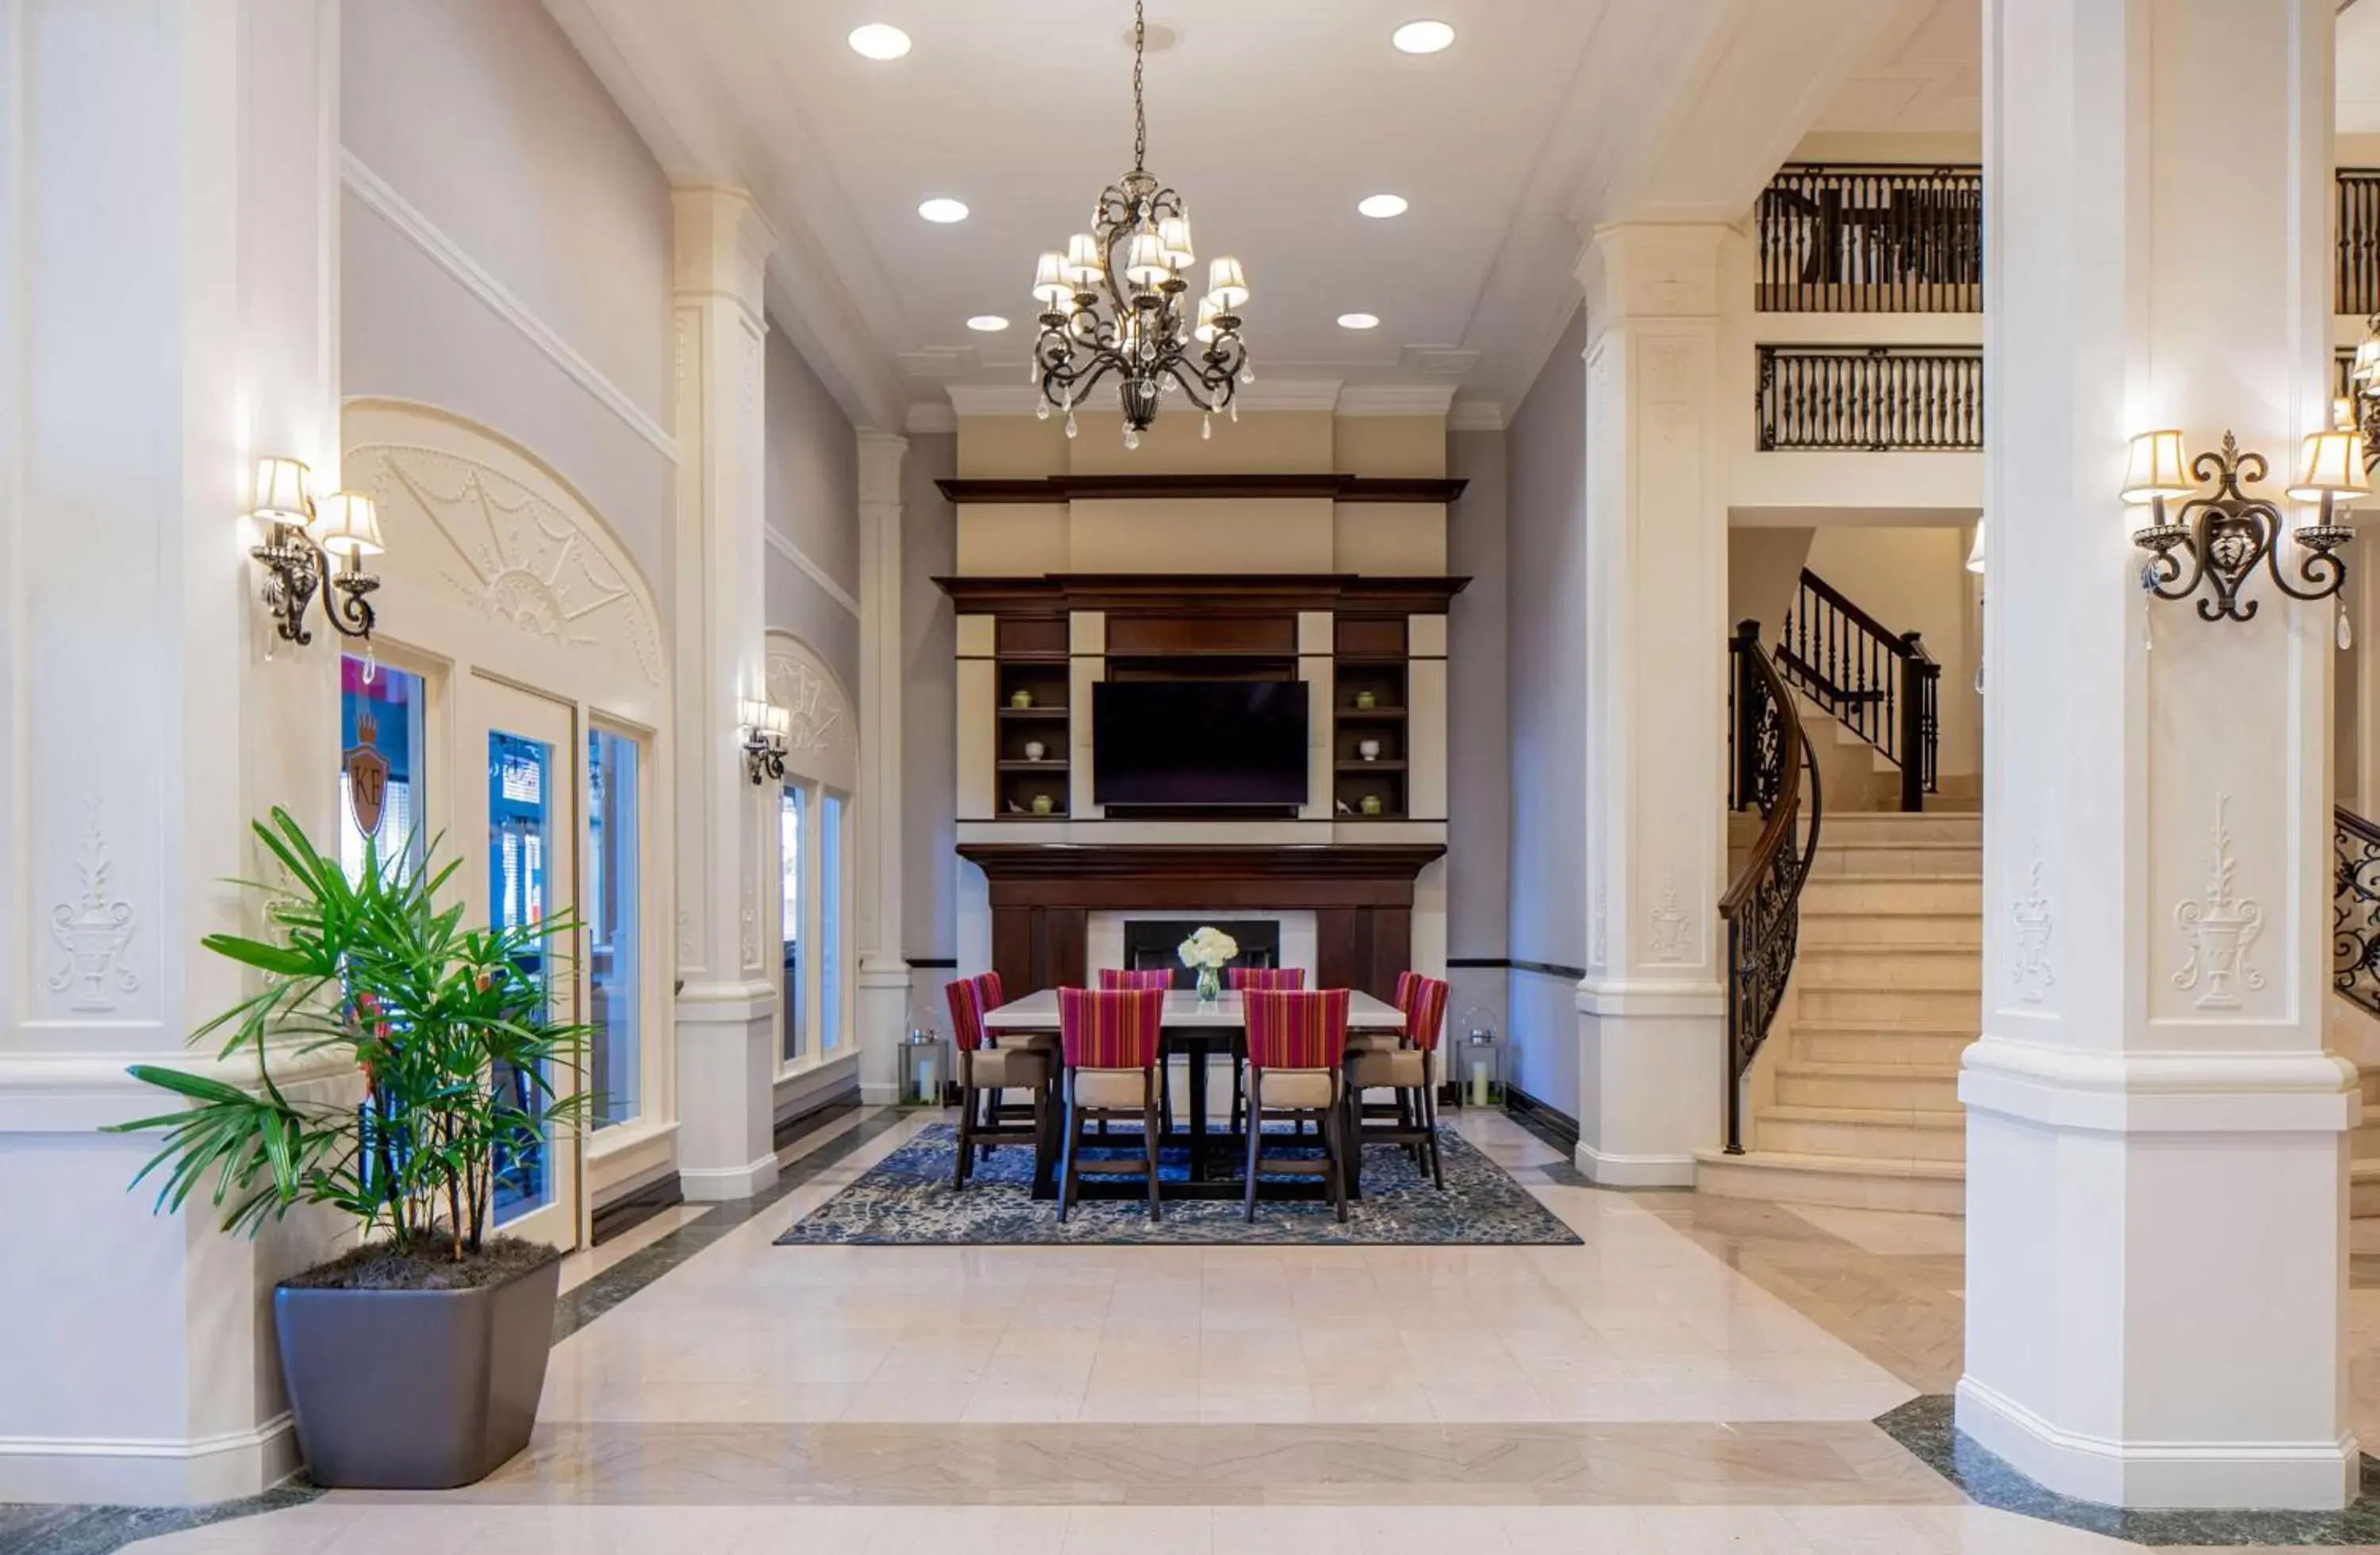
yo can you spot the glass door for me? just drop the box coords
[463,675,582,1252]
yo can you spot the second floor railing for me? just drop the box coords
[1756,163,1983,313]
[1776,568,1940,813]
[1756,345,1983,452]
[2338,806,2380,1019]
[2342,170,2380,317]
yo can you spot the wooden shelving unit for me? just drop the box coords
[1334,619,1411,820]
[995,619,1071,820]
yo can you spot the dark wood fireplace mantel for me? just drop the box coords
[957,842,1445,1001]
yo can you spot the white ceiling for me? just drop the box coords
[545,0,1910,429]
[1806,0,1979,137]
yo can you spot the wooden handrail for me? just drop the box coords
[1795,568,1923,661]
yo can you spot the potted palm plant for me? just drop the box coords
[111,809,587,1488]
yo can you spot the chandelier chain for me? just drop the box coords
[1131,0,1146,174]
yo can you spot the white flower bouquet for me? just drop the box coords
[1177,925,1239,1002]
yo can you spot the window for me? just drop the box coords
[820,792,846,1052]
[339,655,427,885]
[587,728,641,1129]
[780,785,806,1063]
[487,729,553,1220]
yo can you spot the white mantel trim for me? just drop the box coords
[340,151,679,463]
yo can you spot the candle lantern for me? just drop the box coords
[900,1007,946,1108]
[1455,1008,1502,1108]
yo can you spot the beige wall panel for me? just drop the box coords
[1297,611,1334,655]
[955,613,996,658]
[958,414,1069,476]
[1065,410,1334,474]
[1067,497,1335,572]
[1408,613,1449,658]
[956,658,997,819]
[1409,657,1449,820]
[1070,610,1106,655]
[1071,656,1105,818]
[1334,504,1448,575]
[1334,416,1448,477]
[956,503,1069,575]
[1299,656,1335,820]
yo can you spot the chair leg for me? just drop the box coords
[1323,1099,1349,1224]
[1423,1069,1445,1190]
[1058,1094,1081,1223]
[1031,1081,1050,1182]
[1143,1088,1163,1224]
[1243,1081,1265,1223]
[953,1081,975,1189]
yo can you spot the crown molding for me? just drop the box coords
[341,151,680,463]
[946,384,1045,418]
[1337,383,1460,417]
[765,525,861,618]
[904,401,958,435]
[1448,400,1508,433]
[1235,378,1343,413]
[935,474,1468,505]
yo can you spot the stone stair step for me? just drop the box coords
[1772,1060,1962,1112]
[1693,1147,1967,1213]
[1818,813,1986,846]
[1794,943,1982,991]
[1808,841,1984,877]
[1757,1103,1967,1162]
[1799,874,1982,912]
[1799,909,1982,946]
[1795,985,1982,1025]
[1792,1023,1976,1065]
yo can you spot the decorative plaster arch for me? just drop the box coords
[340,398,669,729]
[765,629,858,793]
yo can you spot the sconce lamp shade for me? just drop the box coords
[1122,231,1170,288]
[1062,233,1104,288]
[1194,296,1219,344]
[2288,430,2370,501]
[1965,520,1987,575]
[738,697,770,735]
[253,457,313,526]
[1031,252,1070,306]
[1205,256,1249,311]
[1158,215,1195,271]
[2121,431,2194,504]
[307,491,383,558]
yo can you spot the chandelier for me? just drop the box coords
[1029,1,1250,450]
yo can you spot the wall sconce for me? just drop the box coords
[1965,519,1986,575]
[2125,428,2356,624]
[739,697,789,785]
[249,457,384,646]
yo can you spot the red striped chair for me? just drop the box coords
[1227,966,1306,991]
[1241,989,1353,1222]
[1346,973,1449,1189]
[1098,967,1175,991]
[1056,986,1168,1222]
[945,975,1050,1190]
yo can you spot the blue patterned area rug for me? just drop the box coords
[777,1123,1583,1246]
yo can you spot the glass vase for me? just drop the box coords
[1196,964,1223,1004]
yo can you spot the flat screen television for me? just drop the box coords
[1092,679,1310,807]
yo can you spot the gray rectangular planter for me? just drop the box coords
[273,1254,561,1488]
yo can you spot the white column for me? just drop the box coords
[854,432,911,1104]
[1572,224,1731,1186]
[1965,0,2355,1509]
[0,0,347,1503]
[670,188,779,1200]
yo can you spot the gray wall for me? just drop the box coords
[340,0,674,600]
[1446,429,1511,1047]
[762,328,860,693]
[902,434,959,966]
[1502,305,1588,1120]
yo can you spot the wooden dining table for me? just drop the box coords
[981,988,1407,1200]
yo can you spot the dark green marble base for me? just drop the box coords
[1876,1395,2380,1547]
[0,1482,321,1555]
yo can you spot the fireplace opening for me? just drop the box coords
[1119,919,1283,985]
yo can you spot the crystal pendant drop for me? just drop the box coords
[362,644,378,685]
[2343,603,2355,651]
[1035,398,1050,421]
[1065,411,1078,440]
[1241,367,1255,385]
[1123,428,1140,451]
[1202,413,1212,442]
[1229,400,1238,424]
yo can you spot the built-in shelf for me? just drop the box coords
[1338,705,1408,720]
[997,705,1069,720]
[997,760,1070,772]
[996,628,1074,818]
[1336,760,1408,773]
[1334,623,1411,822]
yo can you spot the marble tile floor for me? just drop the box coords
[25,1107,2379,1553]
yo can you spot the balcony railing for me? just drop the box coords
[1756,163,1983,314]
[1756,344,1983,452]
[2342,171,2380,317]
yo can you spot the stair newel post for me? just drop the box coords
[1897,631,1932,813]
[1731,619,1760,811]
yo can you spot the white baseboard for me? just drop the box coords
[858,1082,902,1106]
[1956,1376,2358,1511]
[1575,1140,1696,1187]
[678,1154,780,1202]
[0,1412,298,1507]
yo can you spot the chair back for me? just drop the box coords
[1396,973,1450,1054]
[945,975,989,1054]
[1228,966,1306,991]
[1058,986,1165,1069]
[1243,989,1351,1073]
[1098,967,1174,992]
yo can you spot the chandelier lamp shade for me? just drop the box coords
[1029,1,1251,450]
[2125,428,2359,628]
[247,455,385,648]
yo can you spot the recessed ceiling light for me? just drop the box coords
[1357,194,1409,219]
[848,24,912,60]
[1338,313,1381,330]
[918,198,970,224]
[966,315,1010,332]
[1392,20,1455,54]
